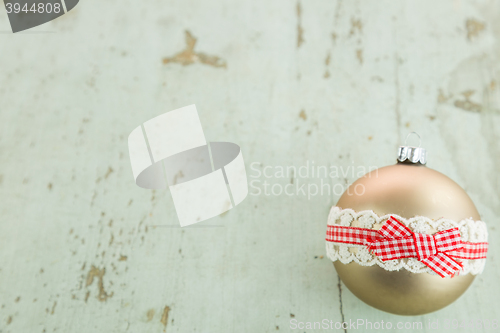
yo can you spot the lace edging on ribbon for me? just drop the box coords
[325,207,488,276]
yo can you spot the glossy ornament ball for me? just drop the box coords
[334,162,480,315]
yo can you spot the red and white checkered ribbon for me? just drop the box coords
[326,216,488,277]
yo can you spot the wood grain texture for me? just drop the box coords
[0,0,498,332]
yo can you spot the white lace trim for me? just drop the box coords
[326,207,488,276]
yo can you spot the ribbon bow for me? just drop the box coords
[326,216,488,278]
[366,216,463,277]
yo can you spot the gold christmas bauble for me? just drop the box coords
[334,162,480,315]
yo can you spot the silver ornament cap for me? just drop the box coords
[397,132,427,165]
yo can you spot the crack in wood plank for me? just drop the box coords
[296,1,304,48]
[337,275,347,333]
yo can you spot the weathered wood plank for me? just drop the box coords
[0,0,498,332]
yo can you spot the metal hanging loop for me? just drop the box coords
[404,132,422,147]
[398,132,426,165]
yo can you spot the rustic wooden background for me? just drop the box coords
[0,0,499,332]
